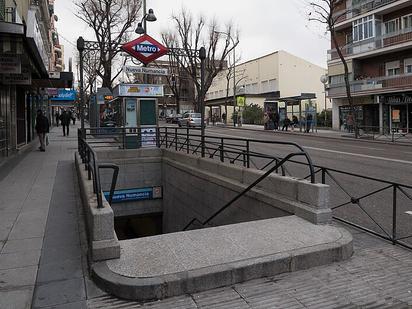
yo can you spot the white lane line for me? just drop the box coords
[207,131,412,165]
[303,146,412,165]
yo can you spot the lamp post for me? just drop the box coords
[135,0,157,35]
[215,31,236,127]
[320,75,328,127]
[135,0,157,84]
[77,36,85,131]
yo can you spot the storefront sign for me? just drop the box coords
[46,88,59,96]
[125,66,168,76]
[49,72,61,79]
[117,84,164,97]
[386,95,412,105]
[0,56,21,74]
[103,186,162,203]
[50,89,77,101]
[1,67,31,85]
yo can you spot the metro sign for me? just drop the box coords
[121,34,169,65]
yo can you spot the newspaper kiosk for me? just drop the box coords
[112,83,163,149]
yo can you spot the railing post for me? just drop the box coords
[186,127,190,154]
[392,185,397,245]
[87,152,91,180]
[156,127,160,148]
[322,168,326,184]
[220,138,224,162]
[246,140,250,168]
[175,127,178,151]
[165,127,168,148]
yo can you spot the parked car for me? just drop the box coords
[178,113,202,127]
[166,114,182,124]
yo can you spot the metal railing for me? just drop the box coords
[328,73,412,97]
[333,0,399,24]
[77,129,119,208]
[79,127,316,183]
[78,126,412,250]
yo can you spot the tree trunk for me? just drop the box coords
[331,28,358,138]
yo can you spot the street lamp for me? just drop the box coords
[320,74,328,127]
[214,31,237,126]
[135,0,157,35]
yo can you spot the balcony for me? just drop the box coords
[328,73,412,98]
[334,0,399,25]
[328,27,412,61]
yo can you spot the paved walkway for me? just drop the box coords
[211,123,412,145]
[2,123,412,308]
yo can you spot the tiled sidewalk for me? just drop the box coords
[0,124,105,309]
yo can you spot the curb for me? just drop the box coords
[214,125,412,147]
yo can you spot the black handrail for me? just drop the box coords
[77,128,119,208]
[183,152,305,231]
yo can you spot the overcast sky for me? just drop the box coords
[54,0,330,71]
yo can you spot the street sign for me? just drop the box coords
[121,34,169,65]
[125,65,168,76]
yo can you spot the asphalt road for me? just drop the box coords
[200,126,412,246]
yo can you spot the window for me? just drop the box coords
[353,15,375,42]
[404,58,412,74]
[403,14,412,29]
[386,61,400,76]
[329,74,345,85]
[384,18,400,34]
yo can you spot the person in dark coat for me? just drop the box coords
[282,117,291,131]
[35,110,49,152]
[59,109,71,136]
[55,111,60,127]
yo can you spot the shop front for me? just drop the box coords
[384,94,412,133]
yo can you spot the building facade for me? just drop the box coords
[0,0,70,162]
[327,0,412,133]
[205,50,328,124]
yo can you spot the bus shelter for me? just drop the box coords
[112,83,163,148]
[276,93,317,133]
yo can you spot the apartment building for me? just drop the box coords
[206,50,328,123]
[0,0,71,162]
[327,0,412,132]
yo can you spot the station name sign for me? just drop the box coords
[125,66,168,76]
[104,186,162,203]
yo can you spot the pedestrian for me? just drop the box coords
[212,114,216,126]
[264,113,269,130]
[237,114,242,127]
[72,113,76,125]
[55,110,60,127]
[291,115,298,131]
[346,114,354,133]
[59,109,71,136]
[35,109,49,152]
[273,112,280,130]
[306,113,313,133]
[282,117,291,131]
[222,113,226,124]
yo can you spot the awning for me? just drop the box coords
[32,72,74,89]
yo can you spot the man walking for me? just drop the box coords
[60,109,71,136]
[55,110,60,127]
[35,109,49,152]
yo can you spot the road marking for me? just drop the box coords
[207,131,412,165]
[303,146,412,165]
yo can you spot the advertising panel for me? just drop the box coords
[117,84,164,97]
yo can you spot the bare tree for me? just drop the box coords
[162,8,239,112]
[75,0,141,90]
[224,57,247,122]
[308,0,358,137]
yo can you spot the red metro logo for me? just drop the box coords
[121,34,169,65]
